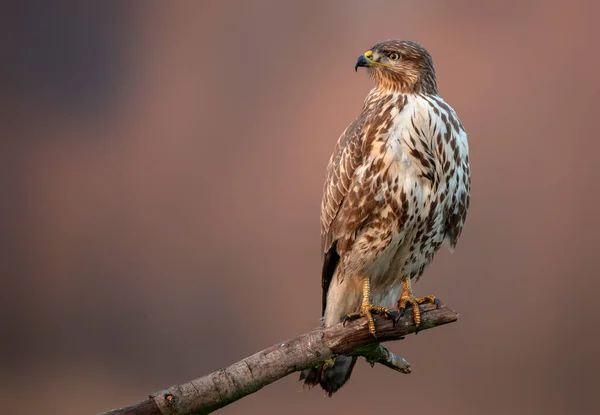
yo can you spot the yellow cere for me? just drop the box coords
[363,50,391,68]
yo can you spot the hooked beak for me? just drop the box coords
[355,50,374,72]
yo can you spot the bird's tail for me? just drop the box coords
[299,355,357,396]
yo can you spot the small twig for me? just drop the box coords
[100,304,458,415]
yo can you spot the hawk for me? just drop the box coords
[300,40,470,395]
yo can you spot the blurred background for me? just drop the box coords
[2,1,599,414]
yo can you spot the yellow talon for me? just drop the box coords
[343,277,395,339]
[396,278,439,328]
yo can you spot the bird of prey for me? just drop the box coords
[300,40,470,395]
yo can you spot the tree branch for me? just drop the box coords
[100,304,458,415]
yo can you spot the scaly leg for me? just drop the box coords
[343,277,396,339]
[396,277,440,328]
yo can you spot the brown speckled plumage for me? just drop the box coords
[301,40,470,396]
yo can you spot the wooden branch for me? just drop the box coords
[100,304,458,415]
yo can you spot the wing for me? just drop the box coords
[444,126,470,250]
[320,116,368,315]
[424,95,471,249]
[321,118,366,252]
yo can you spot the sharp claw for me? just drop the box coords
[399,307,406,317]
[369,332,378,342]
[387,309,399,324]
[342,316,349,327]
[392,310,400,326]
[434,298,441,308]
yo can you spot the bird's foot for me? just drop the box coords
[343,304,397,340]
[395,292,440,330]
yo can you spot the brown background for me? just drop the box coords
[2,1,600,414]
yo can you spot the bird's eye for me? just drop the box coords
[389,52,400,61]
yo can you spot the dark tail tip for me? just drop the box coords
[299,356,357,396]
[299,366,321,389]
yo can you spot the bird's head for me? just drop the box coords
[355,40,437,95]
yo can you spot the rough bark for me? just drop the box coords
[100,303,458,415]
